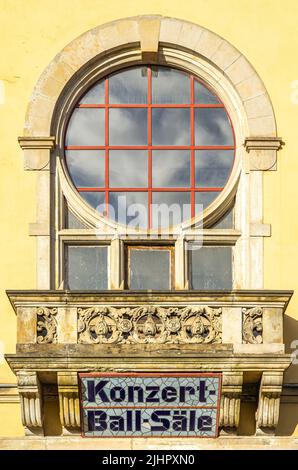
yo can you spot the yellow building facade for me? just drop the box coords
[0,0,298,449]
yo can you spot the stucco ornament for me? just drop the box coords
[77,305,222,344]
[242,307,263,344]
[36,307,58,344]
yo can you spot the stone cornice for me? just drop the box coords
[244,137,284,152]
[5,350,292,374]
[18,136,56,150]
[6,289,293,314]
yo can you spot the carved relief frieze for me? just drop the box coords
[77,306,222,345]
[242,307,263,344]
[36,307,58,344]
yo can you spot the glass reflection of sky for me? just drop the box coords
[195,108,233,146]
[65,65,235,228]
[66,109,105,146]
[109,150,147,188]
[152,150,190,187]
[109,108,147,145]
[195,192,219,214]
[80,191,105,212]
[152,192,191,229]
[194,81,220,104]
[109,67,148,104]
[195,150,234,188]
[66,150,105,188]
[109,192,148,229]
[79,82,105,104]
[152,108,190,146]
[152,67,190,104]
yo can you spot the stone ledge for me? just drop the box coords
[0,436,297,450]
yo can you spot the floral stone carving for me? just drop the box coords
[77,306,222,344]
[242,307,263,344]
[36,307,58,344]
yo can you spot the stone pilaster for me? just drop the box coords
[256,371,283,435]
[219,371,243,435]
[57,372,81,434]
[17,371,43,436]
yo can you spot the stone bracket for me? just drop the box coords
[219,371,243,434]
[245,137,284,171]
[256,371,283,435]
[57,372,81,434]
[17,371,44,436]
[18,136,55,171]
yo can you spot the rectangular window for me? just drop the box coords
[127,246,174,290]
[66,245,108,290]
[189,246,232,290]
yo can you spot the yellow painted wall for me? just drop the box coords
[0,0,298,436]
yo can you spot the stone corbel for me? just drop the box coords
[256,371,283,435]
[219,371,243,435]
[58,372,81,434]
[244,137,284,171]
[17,371,43,436]
[18,136,55,170]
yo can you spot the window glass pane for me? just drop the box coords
[109,151,147,188]
[79,81,105,104]
[109,192,148,228]
[130,249,170,290]
[152,109,190,146]
[67,246,108,290]
[80,191,105,212]
[152,150,190,188]
[152,192,191,229]
[65,150,105,188]
[195,150,234,188]
[190,246,232,289]
[152,67,190,104]
[109,67,147,104]
[194,81,220,104]
[195,192,219,214]
[195,108,233,146]
[65,108,105,146]
[66,207,88,229]
[212,206,234,229]
[109,108,147,145]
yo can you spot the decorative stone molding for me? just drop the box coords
[250,223,271,238]
[18,136,55,170]
[23,16,277,139]
[36,307,58,344]
[57,372,80,434]
[17,371,43,435]
[77,305,222,345]
[139,16,161,61]
[219,372,243,434]
[244,137,284,171]
[242,307,263,344]
[256,371,283,435]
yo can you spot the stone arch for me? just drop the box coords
[23,15,277,138]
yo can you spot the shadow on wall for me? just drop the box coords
[276,314,298,435]
[284,313,298,370]
[277,404,298,436]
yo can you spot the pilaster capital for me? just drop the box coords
[244,137,284,171]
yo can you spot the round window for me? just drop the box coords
[65,66,235,229]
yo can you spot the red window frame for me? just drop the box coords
[64,65,236,229]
